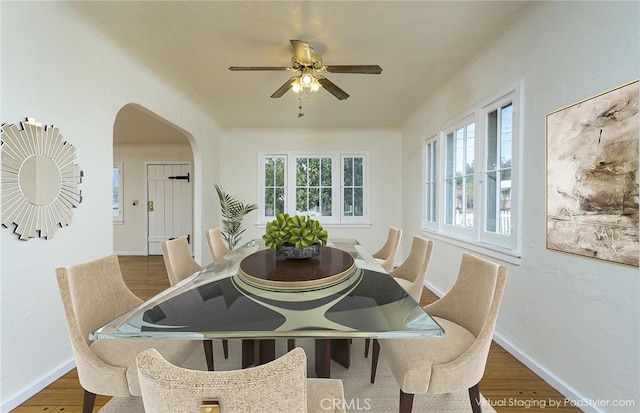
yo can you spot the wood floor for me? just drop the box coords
[12,255,582,412]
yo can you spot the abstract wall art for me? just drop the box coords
[546,80,639,267]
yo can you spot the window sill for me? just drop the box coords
[420,229,521,265]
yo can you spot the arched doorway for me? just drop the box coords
[113,103,196,255]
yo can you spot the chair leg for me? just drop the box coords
[203,340,214,371]
[287,339,295,351]
[364,338,370,357]
[399,390,414,413]
[222,339,229,359]
[469,382,482,413]
[370,338,380,383]
[82,390,96,413]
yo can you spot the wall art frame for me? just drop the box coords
[546,80,639,267]
[1,118,83,240]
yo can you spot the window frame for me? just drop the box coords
[421,85,522,262]
[258,151,370,225]
[423,136,438,232]
[478,92,520,251]
[442,114,476,240]
[340,154,369,224]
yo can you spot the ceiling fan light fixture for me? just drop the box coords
[293,71,321,95]
[301,73,314,85]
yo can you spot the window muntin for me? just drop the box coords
[260,152,368,224]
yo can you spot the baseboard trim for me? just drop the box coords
[424,281,598,413]
[490,334,599,412]
[1,358,75,413]
[114,250,148,256]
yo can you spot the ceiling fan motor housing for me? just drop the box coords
[291,53,323,70]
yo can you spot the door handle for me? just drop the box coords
[147,201,154,212]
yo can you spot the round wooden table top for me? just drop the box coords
[238,246,356,290]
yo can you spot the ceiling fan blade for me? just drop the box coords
[290,40,312,65]
[229,66,291,71]
[324,65,383,74]
[270,76,297,98]
[316,77,349,100]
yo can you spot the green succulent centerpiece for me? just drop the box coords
[263,214,328,259]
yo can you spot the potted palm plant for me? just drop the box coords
[214,184,258,250]
[263,213,328,259]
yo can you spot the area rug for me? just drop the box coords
[99,339,496,412]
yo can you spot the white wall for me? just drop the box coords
[401,2,639,411]
[0,3,222,411]
[113,143,194,256]
[220,128,403,254]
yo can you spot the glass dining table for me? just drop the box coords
[91,239,443,377]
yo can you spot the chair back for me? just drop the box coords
[372,227,403,272]
[426,253,507,337]
[137,347,309,413]
[161,236,202,285]
[206,227,231,262]
[389,236,433,301]
[56,255,142,347]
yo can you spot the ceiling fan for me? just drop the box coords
[229,40,382,101]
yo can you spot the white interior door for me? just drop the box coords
[147,163,193,255]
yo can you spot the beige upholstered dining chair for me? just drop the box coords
[365,235,434,358]
[372,227,403,272]
[161,236,202,286]
[206,227,231,262]
[137,347,346,413]
[370,253,508,413]
[161,236,229,369]
[55,255,199,413]
[389,235,434,302]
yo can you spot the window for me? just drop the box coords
[263,156,285,217]
[423,86,520,257]
[260,152,369,224]
[485,103,513,236]
[423,137,438,229]
[113,162,124,223]
[444,119,475,231]
[342,155,365,220]
[295,156,333,217]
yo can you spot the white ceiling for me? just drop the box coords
[64,1,533,143]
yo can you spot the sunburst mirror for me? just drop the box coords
[1,118,83,240]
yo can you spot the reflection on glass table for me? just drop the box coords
[91,240,443,377]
